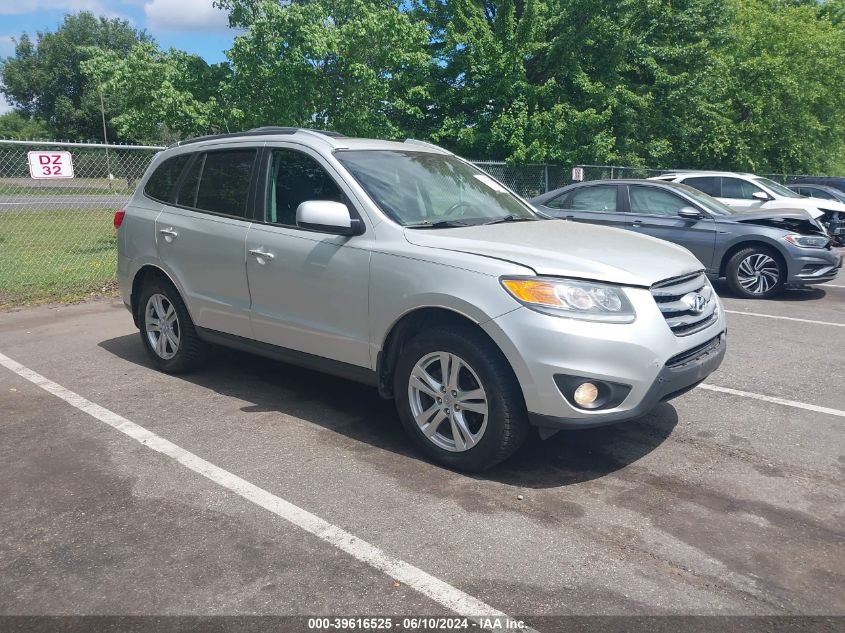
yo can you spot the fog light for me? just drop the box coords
[573,382,599,407]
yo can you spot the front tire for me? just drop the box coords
[138,278,207,373]
[726,246,785,299]
[394,326,528,471]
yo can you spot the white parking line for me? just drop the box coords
[724,310,845,327]
[700,384,845,418]
[0,351,533,632]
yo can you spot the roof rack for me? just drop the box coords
[171,127,346,148]
[404,138,451,153]
[249,126,346,138]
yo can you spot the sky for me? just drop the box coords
[0,0,239,113]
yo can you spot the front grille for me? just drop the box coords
[651,272,718,337]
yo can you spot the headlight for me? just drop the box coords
[501,277,636,322]
[784,233,829,249]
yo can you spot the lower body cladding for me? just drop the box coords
[787,249,842,285]
[481,288,727,434]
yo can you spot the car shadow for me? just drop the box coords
[712,278,828,301]
[99,334,677,489]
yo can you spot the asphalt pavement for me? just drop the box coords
[0,270,842,630]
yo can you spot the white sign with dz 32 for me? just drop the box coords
[27,151,75,179]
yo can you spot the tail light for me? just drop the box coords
[114,209,126,229]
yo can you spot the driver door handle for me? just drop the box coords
[158,227,178,242]
[631,220,643,227]
[249,248,275,262]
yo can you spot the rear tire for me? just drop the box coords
[394,326,528,471]
[725,246,785,299]
[138,278,207,373]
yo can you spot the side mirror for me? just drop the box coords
[296,200,364,236]
[678,207,703,220]
[751,191,771,201]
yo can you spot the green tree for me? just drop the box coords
[0,12,149,142]
[0,111,50,139]
[718,0,845,174]
[216,0,431,138]
[82,42,230,144]
[417,0,732,166]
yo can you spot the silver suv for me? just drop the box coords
[117,127,727,471]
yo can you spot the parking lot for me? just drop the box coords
[1,266,843,630]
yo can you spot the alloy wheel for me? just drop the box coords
[737,253,780,294]
[145,293,180,360]
[407,351,489,452]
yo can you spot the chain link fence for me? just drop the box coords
[572,164,809,185]
[0,140,161,308]
[469,161,570,198]
[0,139,823,308]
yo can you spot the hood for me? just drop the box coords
[730,208,826,235]
[403,220,702,287]
[766,197,845,218]
[799,196,845,213]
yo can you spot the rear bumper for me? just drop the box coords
[529,332,726,430]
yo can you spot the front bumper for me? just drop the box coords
[529,333,725,429]
[481,286,727,430]
[785,248,842,284]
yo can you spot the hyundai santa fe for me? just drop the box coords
[117,127,727,471]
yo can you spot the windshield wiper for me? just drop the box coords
[482,215,536,225]
[404,219,473,229]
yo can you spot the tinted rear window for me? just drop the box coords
[176,155,203,208]
[683,176,720,197]
[144,154,190,202]
[193,150,256,217]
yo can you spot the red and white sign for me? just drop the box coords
[571,166,584,182]
[27,151,74,179]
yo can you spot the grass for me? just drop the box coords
[0,183,134,196]
[0,209,119,309]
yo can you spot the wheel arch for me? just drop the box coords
[376,307,513,400]
[130,264,188,328]
[718,238,787,278]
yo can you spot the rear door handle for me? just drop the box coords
[565,215,575,221]
[249,248,275,262]
[158,227,178,241]
[631,220,643,227]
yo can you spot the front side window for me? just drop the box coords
[568,186,618,212]
[192,149,256,217]
[144,154,190,202]
[721,177,763,200]
[672,183,735,215]
[335,150,537,226]
[629,186,688,216]
[544,191,571,209]
[753,177,801,198]
[802,187,834,200]
[267,149,345,226]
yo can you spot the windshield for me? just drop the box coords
[754,177,802,198]
[335,150,539,226]
[671,182,737,216]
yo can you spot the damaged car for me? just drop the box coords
[531,180,842,299]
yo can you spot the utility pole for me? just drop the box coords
[99,89,113,191]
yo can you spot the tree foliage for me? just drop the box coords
[216,0,431,138]
[0,12,149,141]
[0,112,50,139]
[2,2,845,173]
[81,42,230,144]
